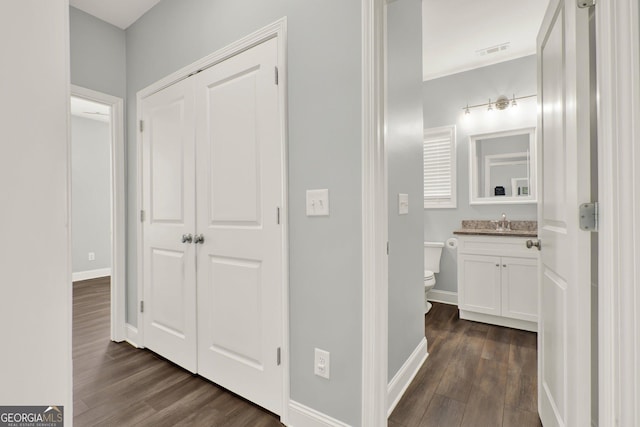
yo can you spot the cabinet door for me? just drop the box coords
[458,254,501,316]
[501,256,538,322]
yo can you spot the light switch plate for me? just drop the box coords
[306,189,330,216]
[398,193,409,215]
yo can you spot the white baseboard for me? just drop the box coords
[288,400,351,427]
[72,268,111,282]
[387,337,428,416]
[427,289,458,305]
[125,324,141,348]
[459,310,537,333]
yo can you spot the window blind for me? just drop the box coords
[423,126,456,208]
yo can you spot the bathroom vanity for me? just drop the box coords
[454,220,539,332]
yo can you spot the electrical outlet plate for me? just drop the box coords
[88,252,95,261]
[314,348,330,379]
[306,189,330,216]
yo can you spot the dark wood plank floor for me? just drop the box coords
[73,277,282,427]
[75,281,540,426]
[390,302,542,427]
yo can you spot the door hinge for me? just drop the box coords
[579,202,598,231]
[276,207,280,225]
[275,66,279,85]
[386,241,390,255]
[276,347,281,366]
[140,210,145,222]
[140,300,144,313]
[139,120,144,132]
[577,0,595,8]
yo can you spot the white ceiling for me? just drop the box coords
[422,0,549,81]
[70,97,111,123]
[70,0,162,30]
[70,0,549,80]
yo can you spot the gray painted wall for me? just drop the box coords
[125,1,363,424]
[423,55,538,294]
[71,116,112,273]
[69,7,127,99]
[386,0,426,380]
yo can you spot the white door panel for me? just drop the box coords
[142,78,197,373]
[537,0,592,425]
[206,69,262,225]
[195,38,283,415]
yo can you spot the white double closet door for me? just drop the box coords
[141,38,283,415]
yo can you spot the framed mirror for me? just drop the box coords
[469,127,536,204]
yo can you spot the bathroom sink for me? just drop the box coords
[453,220,538,237]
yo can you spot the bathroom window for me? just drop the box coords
[423,125,456,209]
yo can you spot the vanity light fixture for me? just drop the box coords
[495,95,510,110]
[462,93,536,115]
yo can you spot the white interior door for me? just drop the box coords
[537,0,593,425]
[194,38,283,415]
[141,78,197,373]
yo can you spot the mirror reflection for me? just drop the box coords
[469,128,536,204]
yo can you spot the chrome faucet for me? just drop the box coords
[498,212,511,231]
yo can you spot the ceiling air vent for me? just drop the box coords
[476,42,510,57]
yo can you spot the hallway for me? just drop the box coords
[73,281,540,426]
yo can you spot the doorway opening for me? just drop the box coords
[70,86,126,343]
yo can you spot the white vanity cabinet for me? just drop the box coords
[456,234,539,332]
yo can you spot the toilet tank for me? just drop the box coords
[424,241,444,273]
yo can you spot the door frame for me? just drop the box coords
[70,85,126,343]
[363,0,640,425]
[596,0,640,425]
[135,18,290,422]
[361,0,389,425]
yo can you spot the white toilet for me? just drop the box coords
[424,241,444,314]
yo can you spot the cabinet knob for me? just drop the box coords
[181,233,193,243]
[503,264,507,267]
[496,263,500,267]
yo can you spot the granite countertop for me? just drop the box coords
[453,220,538,238]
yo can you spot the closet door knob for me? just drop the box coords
[181,233,193,243]
[194,234,205,244]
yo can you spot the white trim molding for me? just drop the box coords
[125,324,141,348]
[288,401,351,427]
[72,268,112,282]
[70,85,126,343]
[596,0,640,425]
[387,338,428,416]
[361,1,388,426]
[427,289,458,306]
